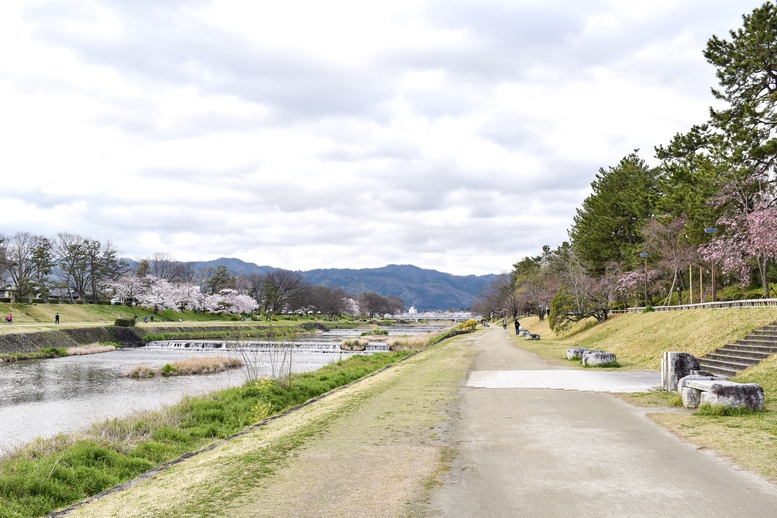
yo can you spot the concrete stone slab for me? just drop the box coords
[466,369,659,393]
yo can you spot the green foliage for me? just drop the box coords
[582,360,620,369]
[39,347,68,357]
[568,152,659,273]
[457,319,478,331]
[642,305,654,313]
[548,288,573,332]
[696,403,763,416]
[160,364,178,376]
[0,351,409,517]
[114,318,135,327]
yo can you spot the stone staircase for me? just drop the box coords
[699,323,777,378]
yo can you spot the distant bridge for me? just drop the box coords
[395,312,477,323]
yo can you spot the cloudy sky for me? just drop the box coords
[0,0,763,276]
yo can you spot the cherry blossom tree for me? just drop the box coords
[217,289,259,314]
[136,276,179,313]
[702,200,777,297]
[109,274,147,307]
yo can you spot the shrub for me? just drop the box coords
[160,364,178,376]
[114,318,136,327]
[457,319,478,331]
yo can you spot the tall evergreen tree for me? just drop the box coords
[568,152,659,273]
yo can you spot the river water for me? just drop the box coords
[0,326,450,455]
[0,347,354,454]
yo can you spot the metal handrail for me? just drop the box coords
[625,298,777,313]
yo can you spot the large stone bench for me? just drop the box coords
[566,347,617,366]
[680,377,764,411]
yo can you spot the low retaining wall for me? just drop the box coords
[0,324,319,354]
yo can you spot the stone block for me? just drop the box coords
[567,347,589,360]
[581,350,617,366]
[681,386,702,408]
[677,374,726,393]
[661,352,701,392]
[699,382,765,411]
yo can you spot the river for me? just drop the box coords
[0,347,354,454]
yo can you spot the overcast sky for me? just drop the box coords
[0,0,764,276]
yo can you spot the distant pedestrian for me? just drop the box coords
[143,316,148,324]
[55,313,60,325]
[150,315,154,323]
[514,319,520,334]
[134,315,138,323]
[502,318,507,329]
[6,313,11,325]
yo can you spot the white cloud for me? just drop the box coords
[0,0,766,275]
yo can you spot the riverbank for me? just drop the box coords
[58,330,476,517]
[0,349,418,517]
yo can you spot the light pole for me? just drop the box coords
[640,252,649,307]
[705,227,716,302]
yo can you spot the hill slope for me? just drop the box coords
[182,259,498,310]
[300,264,498,310]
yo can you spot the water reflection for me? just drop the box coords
[0,347,353,453]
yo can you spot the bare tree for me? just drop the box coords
[472,274,511,319]
[3,232,54,301]
[308,285,349,317]
[256,270,309,315]
[149,252,180,281]
[172,262,199,284]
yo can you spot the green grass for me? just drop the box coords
[518,308,777,370]
[0,302,362,330]
[0,347,69,362]
[0,352,409,518]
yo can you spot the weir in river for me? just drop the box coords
[0,326,448,452]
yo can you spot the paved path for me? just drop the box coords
[430,327,777,517]
[467,369,659,392]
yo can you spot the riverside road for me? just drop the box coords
[429,327,777,517]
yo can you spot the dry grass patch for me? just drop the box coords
[170,356,243,375]
[388,333,434,352]
[127,356,243,378]
[67,344,116,355]
[650,411,777,480]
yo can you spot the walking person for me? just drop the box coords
[6,313,11,325]
[514,319,521,335]
[55,312,60,325]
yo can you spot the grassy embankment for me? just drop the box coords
[517,308,777,480]
[62,329,475,517]
[0,301,358,335]
[0,348,418,517]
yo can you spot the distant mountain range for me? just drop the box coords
[188,258,499,310]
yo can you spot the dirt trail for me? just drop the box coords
[61,333,477,517]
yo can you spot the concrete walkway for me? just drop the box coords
[430,327,777,517]
[467,369,659,392]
